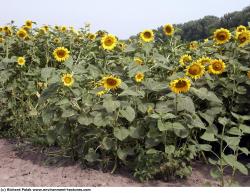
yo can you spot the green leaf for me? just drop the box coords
[210,167,221,180]
[85,148,99,163]
[46,129,57,146]
[198,144,212,151]
[200,126,217,142]
[113,127,130,141]
[103,96,120,113]
[191,87,222,103]
[222,154,248,175]
[120,106,135,122]
[63,56,74,69]
[224,136,240,151]
[227,127,241,136]
[177,96,195,113]
[119,89,144,97]
[77,114,93,126]
[218,117,229,126]
[39,83,60,104]
[129,126,144,139]
[102,137,114,150]
[93,113,104,127]
[61,108,77,118]
[165,145,175,154]
[239,124,250,134]
[173,122,189,138]
[157,120,172,131]
[41,67,55,81]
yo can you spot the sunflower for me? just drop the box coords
[53,47,70,62]
[189,41,198,50]
[134,57,144,65]
[140,30,154,42]
[61,26,67,32]
[0,38,4,43]
[43,25,49,32]
[169,77,191,94]
[17,57,25,66]
[197,56,211,66]
[101,75,122,90]
[179,54,192,66]
[236,25,247,33]
[87,33,96,41]
[3,26,12,36]
[117,42,126,51]
[54,37,61,44]
[61,73,74,87]
[163,24,174,36]
[0,27,3,32]
[235,30,250,47]
[213,28,231,44]
[208,59,226,75]
[16,28,28,39]
[25,20,32,29]
[135,72,144,82]
[101,34,117,50]
[186,61,205,79]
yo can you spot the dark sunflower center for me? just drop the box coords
[136,74,143,79]
[217,32,226,41]
[106,78,117,86]
[212,62,222,71]
[183,57,190,63]
[64,77,72,84]
[175,80,187,88]
[144,32,152,39]
[189,64,201,75]
[239,35,247,43]
[165,26,172,33]
[104,38,113,46]
[19,32,25,38]
[57,50,66,58]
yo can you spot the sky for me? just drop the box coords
[1,0,250,39]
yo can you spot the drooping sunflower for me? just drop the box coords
[140,30,154,42]
[208,59,226,75]
[16,28,28,39]
[197,56,211,66]
[101,75,122,90]
[169,77,191,94]
[17,57,25,66]
[101,34,117,50]
[189,41,198,50]
[213,28,231,44]
[25,20,33,29]
[235,30,250,47]
[236,25,247,33]
[53,47,70,62]
[179,54,192,66]
[135,72,144,83]
[186,61,205,79]
[163,24,174,36]
[134,57,144,65]
[87,33,96,41]
[117,41,127,51]
[61,73,74,87]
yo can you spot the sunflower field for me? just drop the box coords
[0,21,250,185]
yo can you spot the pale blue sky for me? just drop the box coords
[1,0,250,39]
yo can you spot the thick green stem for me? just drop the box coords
[220,125,226,187]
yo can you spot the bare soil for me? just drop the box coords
[0,139,249,187]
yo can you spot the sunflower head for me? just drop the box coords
[135,72,144,83]
[236,25,247,33]
[101,34,117,50]
[0,38,4,43]
[87,33,96,41]
[179,54,192,66]
[61,73,74,87]
[54,37,61,44]
[134,57,144,65]
[117,42,126,51]
[140,30,154,42]
[53,47,70,62]
[17,28,28,39]
[39,27,47,35]
[17,57,25,66]
[208,59,226,75]
[186,61,205,79]
[235,30,250,47]
[101,75,122,90]
[169,77,191,94]
[60,26,67,32]
[189,41,198,50]
[213,28,231,44]
[197,57,211,66]
[25,20,33,29]
[163,24,174,36]
[0,27,3,32]
[3,26,12,36]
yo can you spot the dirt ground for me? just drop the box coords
[0,139,249,187]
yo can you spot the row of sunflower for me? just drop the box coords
[0,20,250,183]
